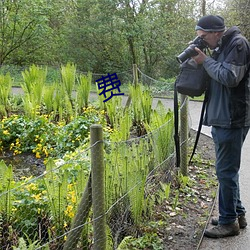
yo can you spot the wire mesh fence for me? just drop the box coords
[0,64,190,249]
[0,117,189,249]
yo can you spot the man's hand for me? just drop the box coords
[192,47,207,64]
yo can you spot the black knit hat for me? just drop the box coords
[195,15,225,32]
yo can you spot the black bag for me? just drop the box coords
[175,58,208,97]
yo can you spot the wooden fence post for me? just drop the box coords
[133,64,138,85]
[91,124,106,250]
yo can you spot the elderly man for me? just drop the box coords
[192,15,250,238]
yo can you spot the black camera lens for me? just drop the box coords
[176,45,198,63]
[176,37,208,64]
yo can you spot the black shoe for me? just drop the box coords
[204,222,240,238]
[211,214,247,229]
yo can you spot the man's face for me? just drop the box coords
[196,30,222,49]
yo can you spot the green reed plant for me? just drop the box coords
[129,84,143,125]
[76,72,92,111]
[21,65,47,118]
[105,96,125,129]
[52,82,73,122]
[109,109,132,141]
[96,82,106,110]
[141,89,153,124]
[0,73,12,117]
[129,84,153,125]
[105,136,153,226]
[157,182,171,204]
[61,63,76,102]
[127,141,150,224]
[43,84,56,114]
[0,161,14,222]
[43,159,69,233]
[144,100,174,164]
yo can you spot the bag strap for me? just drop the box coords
[174,80,208,168]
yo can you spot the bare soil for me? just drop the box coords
[159,130,217,250]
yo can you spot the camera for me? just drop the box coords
[176,36,208,63]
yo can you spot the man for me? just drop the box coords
[192,15,250,238]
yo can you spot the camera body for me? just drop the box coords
[176,36,208,63]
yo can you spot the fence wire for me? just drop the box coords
[0,67,192,249]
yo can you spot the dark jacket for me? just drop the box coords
[203,26,250,128]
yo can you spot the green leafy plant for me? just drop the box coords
[12,176,48,241]
[0,161,15,221]
[21,65,47,118]
[117,233,163,250]
[60,63,76,102]
[43,84,56,114]
[129,84,153,127]
[76,72,92,111]
[158,182,171,203]
[13,236,43,250]
[145,100,174,163]
[0,73,12,117]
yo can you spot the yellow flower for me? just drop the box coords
[65,205,74,218]
[12,207,17,212]
[26,183,37,191]
[3,130,9,135]
[36,152,41,159]
[71,195,76,204]
[32,193,42,201]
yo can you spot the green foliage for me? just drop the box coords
[105,135,153,227]
[0,161,14,222]
[0,73,12,116]
[12,176,48,240]
[0,0,52,65]
[105,96,127,129]
[117,233,163,250]
[76,72,92,111]
[158,182,171,203]
[0,72,180,248]
[0,109,102,158]
[43,159,69,230]
[145,100,175,163]
[61,63,76,101]
[129,84,153,126]
[13,235,46,250]
[43,85,56,113]
[21,65,47,118]
[0,0,228,78]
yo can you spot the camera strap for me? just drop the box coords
[189,91,208,164]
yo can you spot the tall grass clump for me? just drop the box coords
[76,72,92,112]
[21,65,47,118]
[129,84,153,135]
[145,100,174,164]
[0,73,12,117]
[61,63,76,103]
